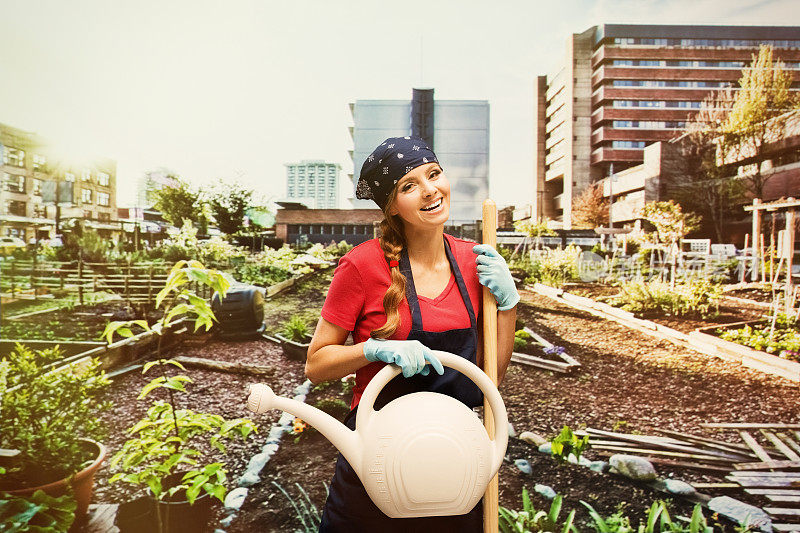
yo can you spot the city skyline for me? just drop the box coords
[1,0,799,213]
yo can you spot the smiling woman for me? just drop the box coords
[302,135,519,532]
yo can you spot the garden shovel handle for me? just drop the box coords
[481,198,499,533]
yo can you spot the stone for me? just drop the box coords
[534,484,557,500]
[507,422,517,438]
[708,496,772,532]
[238,470,261,487]
[219,514,235,528]
[519,431,548,447]
[588,460,609,473]
[537,442,552,454]
[224,487,249,510]
[246,452,270,473]
[609,454,657,481]
[514,459,532,475]
[664,479,696,497]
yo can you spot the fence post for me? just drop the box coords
[125,259,131,302]
[78,253,84,306]
[10,259,16,300]
[32,249,38,301]
[148,264,154,307]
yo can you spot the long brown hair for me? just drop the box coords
[371,187,407,339]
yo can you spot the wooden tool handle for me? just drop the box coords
[481,199,499,533]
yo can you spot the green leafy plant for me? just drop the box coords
[613,278,721,318]
[498,489,576,533]
[102,261,257,533]
[582,500,712,533]
[0,489,77,532]
[283,315,310,343]
[271,481,327,532]
[0,344,111,489]
[514,329,532,351]
[550,425,590,464]
[312,398,350,420]
[718,313,800,358]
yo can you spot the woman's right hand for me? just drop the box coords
[363,338,445,378]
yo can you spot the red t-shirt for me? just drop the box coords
[321,234,482,409]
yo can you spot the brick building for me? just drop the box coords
[0,122,118,241]
[275,203,384,245]
[534,24,800,227]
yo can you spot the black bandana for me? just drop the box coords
[356,136,440,210]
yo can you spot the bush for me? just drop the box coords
[613,278,721,318]
[283,315,310,342]
[235,263,292,287]
[718,313,800,357]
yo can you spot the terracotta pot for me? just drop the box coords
[5,439,107,522]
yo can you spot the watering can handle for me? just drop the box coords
[356,350,508,472]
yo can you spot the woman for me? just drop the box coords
[306,135,518,532]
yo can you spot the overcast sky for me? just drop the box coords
[1,0,798,211]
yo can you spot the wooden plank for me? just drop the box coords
[774,524,800,532]
[766,495,800,503]
[763,431,800,461]
[764,508,800,517]
[740,431,774,462]
[736,460,800,471]
[727,476,800,488]
[628,456,732,473]
[691,482,740,490]
[701,423,800,429]
[778,433,800,456]
[746,488,800,496]
[654,428,756,455]
[592,445,735,463]
[730,472,800,478]
[587,428,745,461]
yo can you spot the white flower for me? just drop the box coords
[374,180,380,186]
[397,153,404,159]
[423,157,428,163]
[404,136,411,139]
[405,166,412,172]
[388,143,395,149]
[382,167,389,174]
[368,154,374,162]
[412,145,420,151]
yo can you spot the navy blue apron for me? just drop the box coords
[319,237,483,532]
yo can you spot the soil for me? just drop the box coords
[90,274,800,532]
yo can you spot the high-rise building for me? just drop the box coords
[349,88,489,224]
[0,122,117,241]
[535,24,800,228]
[284,160,341,209]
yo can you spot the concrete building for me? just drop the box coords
[135,169,179,209]
[535,24,800,227]
[349,88,490,224]
[0,122,117,241]
[284,160,341,209]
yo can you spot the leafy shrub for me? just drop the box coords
[499,489,576,533]
[520,246,581,287]
[550,425,590,463]
[582,500,713,533]
[235,263,292,287]
[718,313,800,357]
[613,278,721,318]
[0,489,77,532]
[514,329,531,351]
[283,315,310,342]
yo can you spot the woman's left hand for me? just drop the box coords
[473,244,520,311]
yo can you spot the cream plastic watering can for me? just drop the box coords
[246,350,508,518]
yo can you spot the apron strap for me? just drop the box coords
[399,236,477,332]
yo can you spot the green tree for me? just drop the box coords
[206,180,254,235]
[639,200,701,286]
[668,89,746,242]
[152,177,205,230]
[722,45,800,198]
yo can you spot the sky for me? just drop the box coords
[1,0,799,211]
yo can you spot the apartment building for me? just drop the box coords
[535,24,800,227]
[0,122,118,241]
[284,160,341,209]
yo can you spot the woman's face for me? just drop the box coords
[388,162,450,229]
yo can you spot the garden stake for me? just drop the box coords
[481,198,499,533]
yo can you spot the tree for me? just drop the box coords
[639,200,701,286]
[722,45,800,198]
[152,177,204,229]
[572,183,609,229]
[206,180,255,235]
[667,89,746,242]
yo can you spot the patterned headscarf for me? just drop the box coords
[356,136,440,210]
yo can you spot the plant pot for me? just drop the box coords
[5,439,107,524]
[115,473,214,533]
[275,333,310,361]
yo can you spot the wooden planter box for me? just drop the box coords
[275,333,310,362]
[689,320,800,382]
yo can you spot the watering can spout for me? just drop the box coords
[247,384,362,473]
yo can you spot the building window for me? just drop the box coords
[612,141,647,149]
[98,212,111,222]
[97,192,110,206]
[6,227,23,238]
[82,169,92,182]
[65,172,76,182]
[82,188,92,204]
[83,210,93,219]
[32,154,47,171]
[3,147,25,167]
[33,204,47,218]
[2,173,25,193]
[5,200,26,216]
[98,172,110,186]
[33,179,42,196]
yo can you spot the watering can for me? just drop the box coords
[246,350,508,518]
